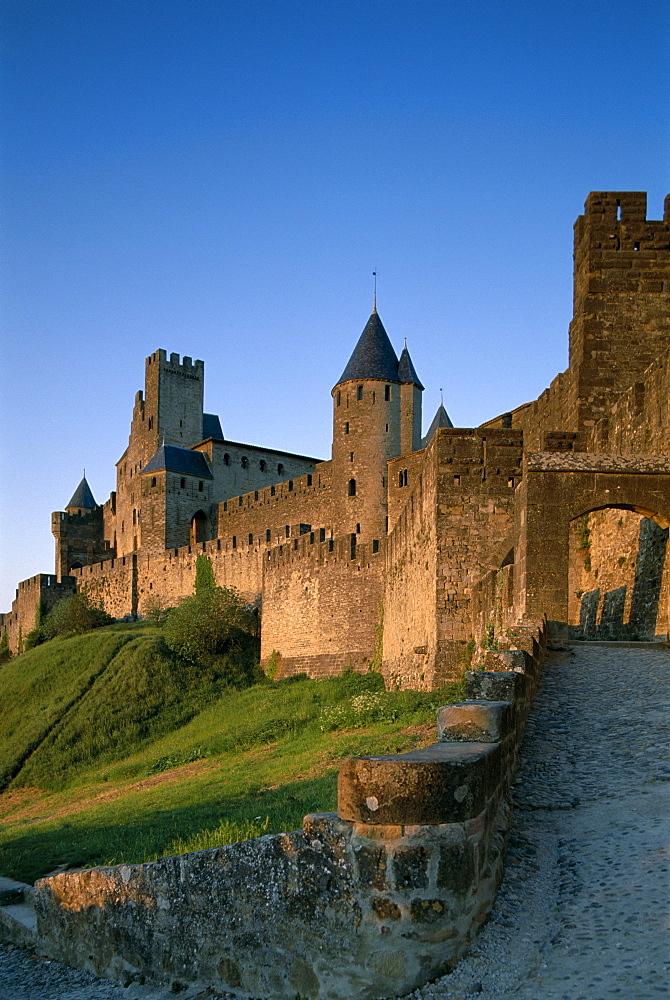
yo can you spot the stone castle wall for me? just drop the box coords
[2,574,76,654]
[261,533,385,678]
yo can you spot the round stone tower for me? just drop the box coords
[331,308,423,541]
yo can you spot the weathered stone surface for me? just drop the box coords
[437,701,514,743]
[337,742,501,825]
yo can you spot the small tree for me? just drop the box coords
[194,554,216,595]
[164,586,250,661]
[38,591,114,642]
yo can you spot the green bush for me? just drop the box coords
[26,591,114,647]
[164,586,258,662]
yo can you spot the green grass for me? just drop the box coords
[0,624,464,883]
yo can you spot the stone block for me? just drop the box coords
[484,649,528,673]
[437,701,514,743]
[338,742,501,825]
[465,670,528,704]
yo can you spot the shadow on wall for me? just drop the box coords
[577,518,668,640]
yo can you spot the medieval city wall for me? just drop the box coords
[216,464,334,542]
[260,533,384,678]
[383,461,439,691]
[1,574,76,655]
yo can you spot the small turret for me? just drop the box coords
[66,476,97,514]
[398,343,424,454]
[421,402,454,449]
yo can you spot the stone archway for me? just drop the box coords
[190,510,209,545]
[517,454,670,641]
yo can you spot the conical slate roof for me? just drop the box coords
[397,344,425,389]
[140,443,213,479]
[336,310,400,386]
[421,403,454,448]
[66,476,97,510]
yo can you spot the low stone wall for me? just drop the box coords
[33,620,546,1000]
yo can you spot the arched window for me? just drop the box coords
[223,453,230,466]
[348,478,357,496]
[241,456,249,469]
[259,460,266,472]
[277,463,284,475]
[190,510,209,545]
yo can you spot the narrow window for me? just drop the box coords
[372,391,376,403]
[223,501,228,511]
[151,476,156,487]
[271,485,276,496]
[398,471,404,487]
[616,201,622,220]
[337,390,341,406]
[385,385,391,401]
[344,422,349,434]
[121,520,125,533]
[248,533,253,545]
[350,452,354,461]
[310,532,314,544]
[307,474,312,485]
[508,477,515,488]
[254,490,259,500]
[288,480,294,491]
[132,509,136,525]
[238,495,243,506]
[259,460,266,471]
[232,536,237,549]
[266,528,271,542]
[348,478,357,496]
[224,453,230,466]
[385,516,388,531]
[357,385,363,400]
[372,539,379,553]
[454,475,461,486]
[350,533,357,559]
[293,539,298,550]
[329,538,334,551]
[285,525,290,538]
[319,528,326,542]
[241,456,248,469]
[633,241,640,251]
[356,523,360,533]
[199,481,204,492]
[277,463,284,475]
[179,419,183,427]
[180,477,186,489]
[385,423,389,432]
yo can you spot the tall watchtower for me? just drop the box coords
[331,309,423,540]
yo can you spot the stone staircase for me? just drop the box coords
[0,876,37,948]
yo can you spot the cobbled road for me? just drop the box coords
[1,644,668,1000]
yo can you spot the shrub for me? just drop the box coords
[30,592,114,645]
[194,554,217,595]
[164,586,253,662]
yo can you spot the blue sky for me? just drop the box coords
[1,0,668,610]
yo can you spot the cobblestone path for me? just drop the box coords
[1,644,668,999]
[407,643,670,1000]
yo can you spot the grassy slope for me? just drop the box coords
[0,624,464,883]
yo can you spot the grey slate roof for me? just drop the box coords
[336,310,401,386]
[66,476,97,509]
[140,444,213,478]
[397,345,425,389]
[202,413,224,440]
[421,403,454,448]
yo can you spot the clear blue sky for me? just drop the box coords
[1,0,668,610]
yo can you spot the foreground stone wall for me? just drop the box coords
[34,621,546,1000]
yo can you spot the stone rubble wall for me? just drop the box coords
[34,621,547,1000]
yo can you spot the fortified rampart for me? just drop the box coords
[2,189,669,668]
[31,622,547,1000]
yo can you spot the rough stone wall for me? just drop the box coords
[588,346,670,456]
[383,466,439,691]
[217,465,334,545]
[72,557,137,620]
[569,509,669,640]
[196,438,320,503]
[51,508,112,580]
[138,469,216,553]
[1,574,76,654]
[260,534,384,677]
[331,378,402,540]
[433,429,522,681]
[34,622,547,1000]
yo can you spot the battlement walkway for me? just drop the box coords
[1,644,668,999]
[406,642,670,1000]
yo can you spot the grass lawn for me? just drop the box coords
[0,623,464,884]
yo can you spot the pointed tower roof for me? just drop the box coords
[397,344,424,389]
[66,476,97,510]
[421,403,454,448]
[336,310,400,387]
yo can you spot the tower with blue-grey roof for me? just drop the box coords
[331,307,423,541]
